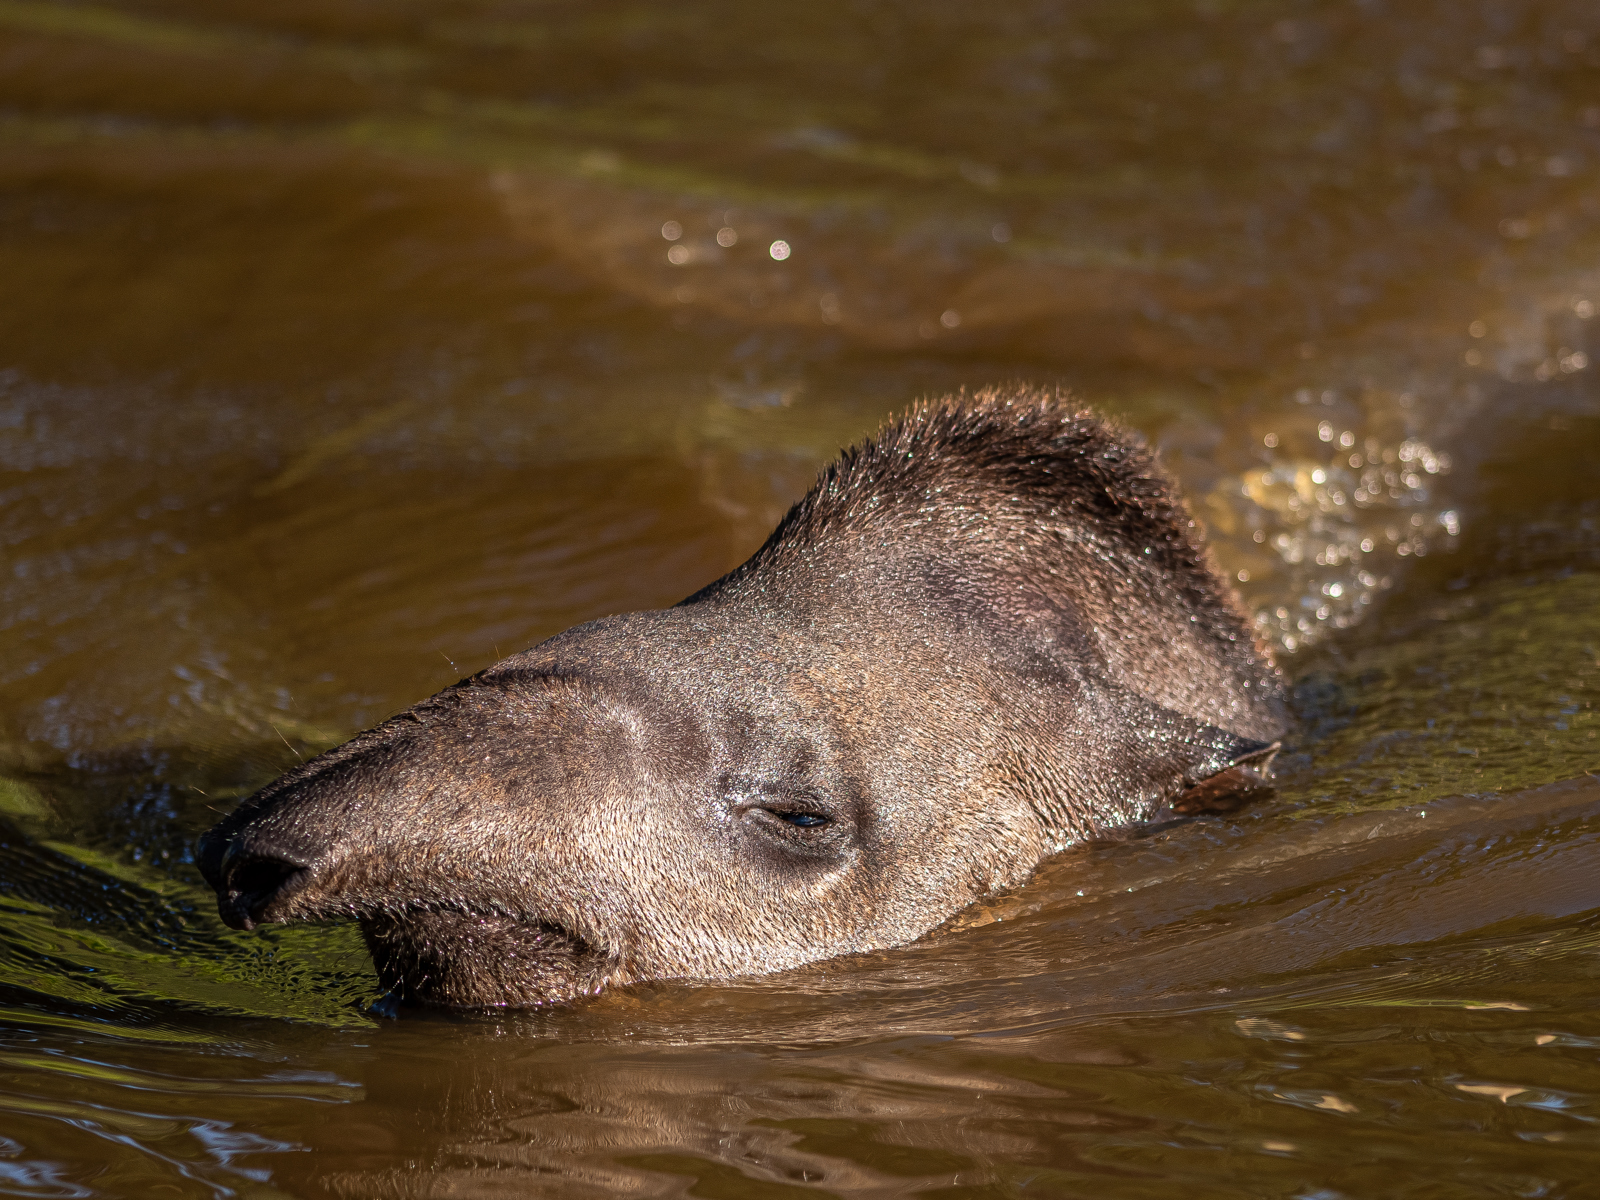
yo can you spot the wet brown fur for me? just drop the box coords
[199,388,1287,1008]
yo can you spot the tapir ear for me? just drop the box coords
[1164,726,1279,816]
[1095,688,1281,819]
[1018,686,1281,838]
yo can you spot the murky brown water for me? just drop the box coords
[3,1,1600,1195]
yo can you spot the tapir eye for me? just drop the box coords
[771,810,830,828]
[727,779,847,854]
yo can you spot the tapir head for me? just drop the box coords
[199,395,1286,1008]
[197,609,1065,1006]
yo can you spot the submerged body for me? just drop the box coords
[199,390,1286,1007]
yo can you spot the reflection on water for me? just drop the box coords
[1,0,1599,1195]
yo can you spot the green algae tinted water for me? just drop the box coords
[2,1,1599,1194]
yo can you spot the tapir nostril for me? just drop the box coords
[221,852,309,930]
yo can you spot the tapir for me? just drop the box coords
[199,390,1286,1008]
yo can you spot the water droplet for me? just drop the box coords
[769,240,791,261]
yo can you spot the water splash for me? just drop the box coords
[1205,412,1459,653]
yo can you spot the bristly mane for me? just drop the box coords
[690,386,1240,632]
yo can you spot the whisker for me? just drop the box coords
[270,723,304,762]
